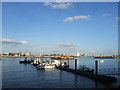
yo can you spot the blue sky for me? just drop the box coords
[2,2,118,55]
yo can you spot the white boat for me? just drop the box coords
[100,60,104,63]
[52,60,59,66]
[37,63,55,69]
[31,58,42,65]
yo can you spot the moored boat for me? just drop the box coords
[116,59,120,61]
[78,65,94,73]
[37,63,55,69]
[19,60,33,63]
[94,56,116,59]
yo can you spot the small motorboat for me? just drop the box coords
[19,60,33,64]
[37,63,55,69]
[78,65,94,73]
[62,62,69,67]
[31,58,43,66]
[100,60,104,63]
[116,59,120,61]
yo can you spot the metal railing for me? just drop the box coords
[98,68,120,75]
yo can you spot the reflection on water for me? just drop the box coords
[2,57,119,88]
[37,68,55,71]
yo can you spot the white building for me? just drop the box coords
[76,52,80,57]
[25,52,32,56]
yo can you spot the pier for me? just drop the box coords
[18,57,118,83]
[56,66,117,83]
[55,59,117,83]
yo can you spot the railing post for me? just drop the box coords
[95,60,98,75]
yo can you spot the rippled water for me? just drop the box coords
[2,57,120,88]
[69,57,118,69]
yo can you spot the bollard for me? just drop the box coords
[95,60,98,75]
[75,59,77,71]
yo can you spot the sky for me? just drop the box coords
[1,2,119,55]
[2,0,120,2]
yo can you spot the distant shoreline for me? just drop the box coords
[0,56,49,58]
[0,56,88,58]
[0,56,118,58]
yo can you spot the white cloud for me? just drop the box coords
[2,0,120,2]
[55,0,72,2]
[44,2,73,9]
[102,14,110,16]
[52,43,79,55]
[26,45,33,47]
[0,38,29,45]
[63,15,90,22]
[54,43,74,47]
[116,17,120,20]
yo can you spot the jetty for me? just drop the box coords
[55,59,117,83]
[18,57,118,83]
[56,66,117,83]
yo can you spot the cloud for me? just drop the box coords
[0,38,29,45]
[102,14,110,16]
[112,23,118,27]
[23,49,29,51]
[55,0,72,2]
[63,15,90,22]
[54,43,74,48]
[44,2,73,9]
[26,45,33,47]
[116,17,120,20]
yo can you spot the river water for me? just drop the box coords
[1,57,120,88]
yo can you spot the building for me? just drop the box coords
[76,52,80,57]
[24,52,32,56]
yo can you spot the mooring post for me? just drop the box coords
[51,58,52,64]
[67,59,69,67]
[60,59,62,67]
[95,60,98,75]
[25,57,27,61]
[75,59,77,71]
[31,58,32,61]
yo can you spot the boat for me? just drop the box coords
[37,63,55,69]
[94,56,116,59]
[78,65,94,73]
[61,62,69,67]
[31,58,43,66]
[19,60,33,63]
[116,59,120,61]
[100,60,104,63]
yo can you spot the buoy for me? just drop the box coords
[100,60,104,63]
